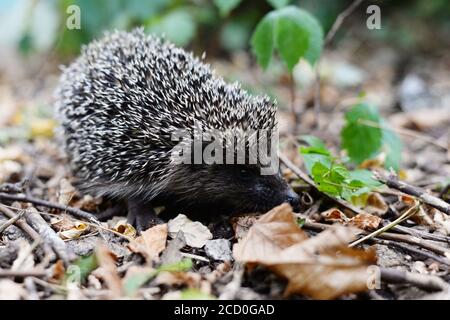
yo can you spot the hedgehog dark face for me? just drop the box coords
[163,164,300,215]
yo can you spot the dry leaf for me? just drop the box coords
[168,214,212,248]
[113,219,137,238]
[348,213,382,230]
[154,271,201,287]
[231,215,258,240]
[95,243,122,298]
[58,222,89,240]
[364,193,388,216]
[58,178,77,206]
[321,208,349,223]
[128,224,167,262]
[233,204,376,299]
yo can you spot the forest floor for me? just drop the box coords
[0,38,449,300]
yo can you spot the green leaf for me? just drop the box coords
[123,259,192,296]
[123,270,157,297]
[180,288,216,300]
[251,6,323,71]
[266,0,290,9]
[341,102,383,164]
[381,120,402,171]
[348,169,382,188]
[214,0,242,16]
[63,254,98,285]
[300,135,327,150]
[251,12,276,69]
[297,217,306,227]
[157,258,193,273]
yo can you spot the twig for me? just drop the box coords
[376,239,450,268]
[391,224,450,244]
[358,119,448,151]
[380,267,450,292]
[349,202,420,247]
[180,252,209,262]
[0,192,98,222]
[279,153,365,215]
[2,204,132,241]
[303,219,450,259]
[374,172,450,215]
[313,0,365,129]
[24,207,74,264]
[0,205,40,241]
[0,209,25,234]
[0,269,48,278]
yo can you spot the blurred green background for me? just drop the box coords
[0,0,449,60]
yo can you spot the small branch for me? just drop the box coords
[279,153,365,215]
[324,0,365,46]
[349,202,420,247]
[0,205,40,241]
[380,267,450,292]
[374,172,450,215]
[313,0,365,129]
[0,209,25,234]
[0,269,48,278]
[24,207,74,264]
[391,224,450,244]
[376,239,450,268]
[302,219,450,259]
[0,192,98,222]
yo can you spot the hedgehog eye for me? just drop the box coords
[240,169,248,174]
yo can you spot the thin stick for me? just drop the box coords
[0,192,98,222]
[380,267,449,292]
[279,153,365,215]
[0,209,25,234]
[349,202,420,247]
[313,0,365,129]
[24,207,73,264]
[1,204,131,241]
[358,119,448,150]
[0,270,48,278]
[376,239,450,267]
[374,172,450,215]
[391,224,450,244]
[302,219,450,258]
[0,205,40,241]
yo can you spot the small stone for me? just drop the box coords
[204,239,232,261]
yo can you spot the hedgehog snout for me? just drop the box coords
[285,188,300,212]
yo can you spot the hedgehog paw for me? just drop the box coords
[127,200,164,232]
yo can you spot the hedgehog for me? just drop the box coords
[55,29,300,231]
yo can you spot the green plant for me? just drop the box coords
[299,135,382,204]
[341,102,403,171]
[251,5,323,71]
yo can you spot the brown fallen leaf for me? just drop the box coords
[113,219,137,238]
[320,208,349,223]
[95,243,122,298]
[128,224,168,263]
[233,203,376,299]
[348,213,382,231]
[364,193,388,216]
[231,215,258,240]
[154,271,201,288]
[167,214,212,248]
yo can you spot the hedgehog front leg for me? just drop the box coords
[127,200,164,232]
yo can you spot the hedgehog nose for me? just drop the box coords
[286,189,300,212]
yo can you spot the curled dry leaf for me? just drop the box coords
[58,222,89,240]
[233,204,376,299]
[128,224,167,263]
[51,215,89,240]
[348,213,382,231]
[320,208,349,223]
[113,219,137,238]
[168,214,212,248]
[364,193,388,216]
